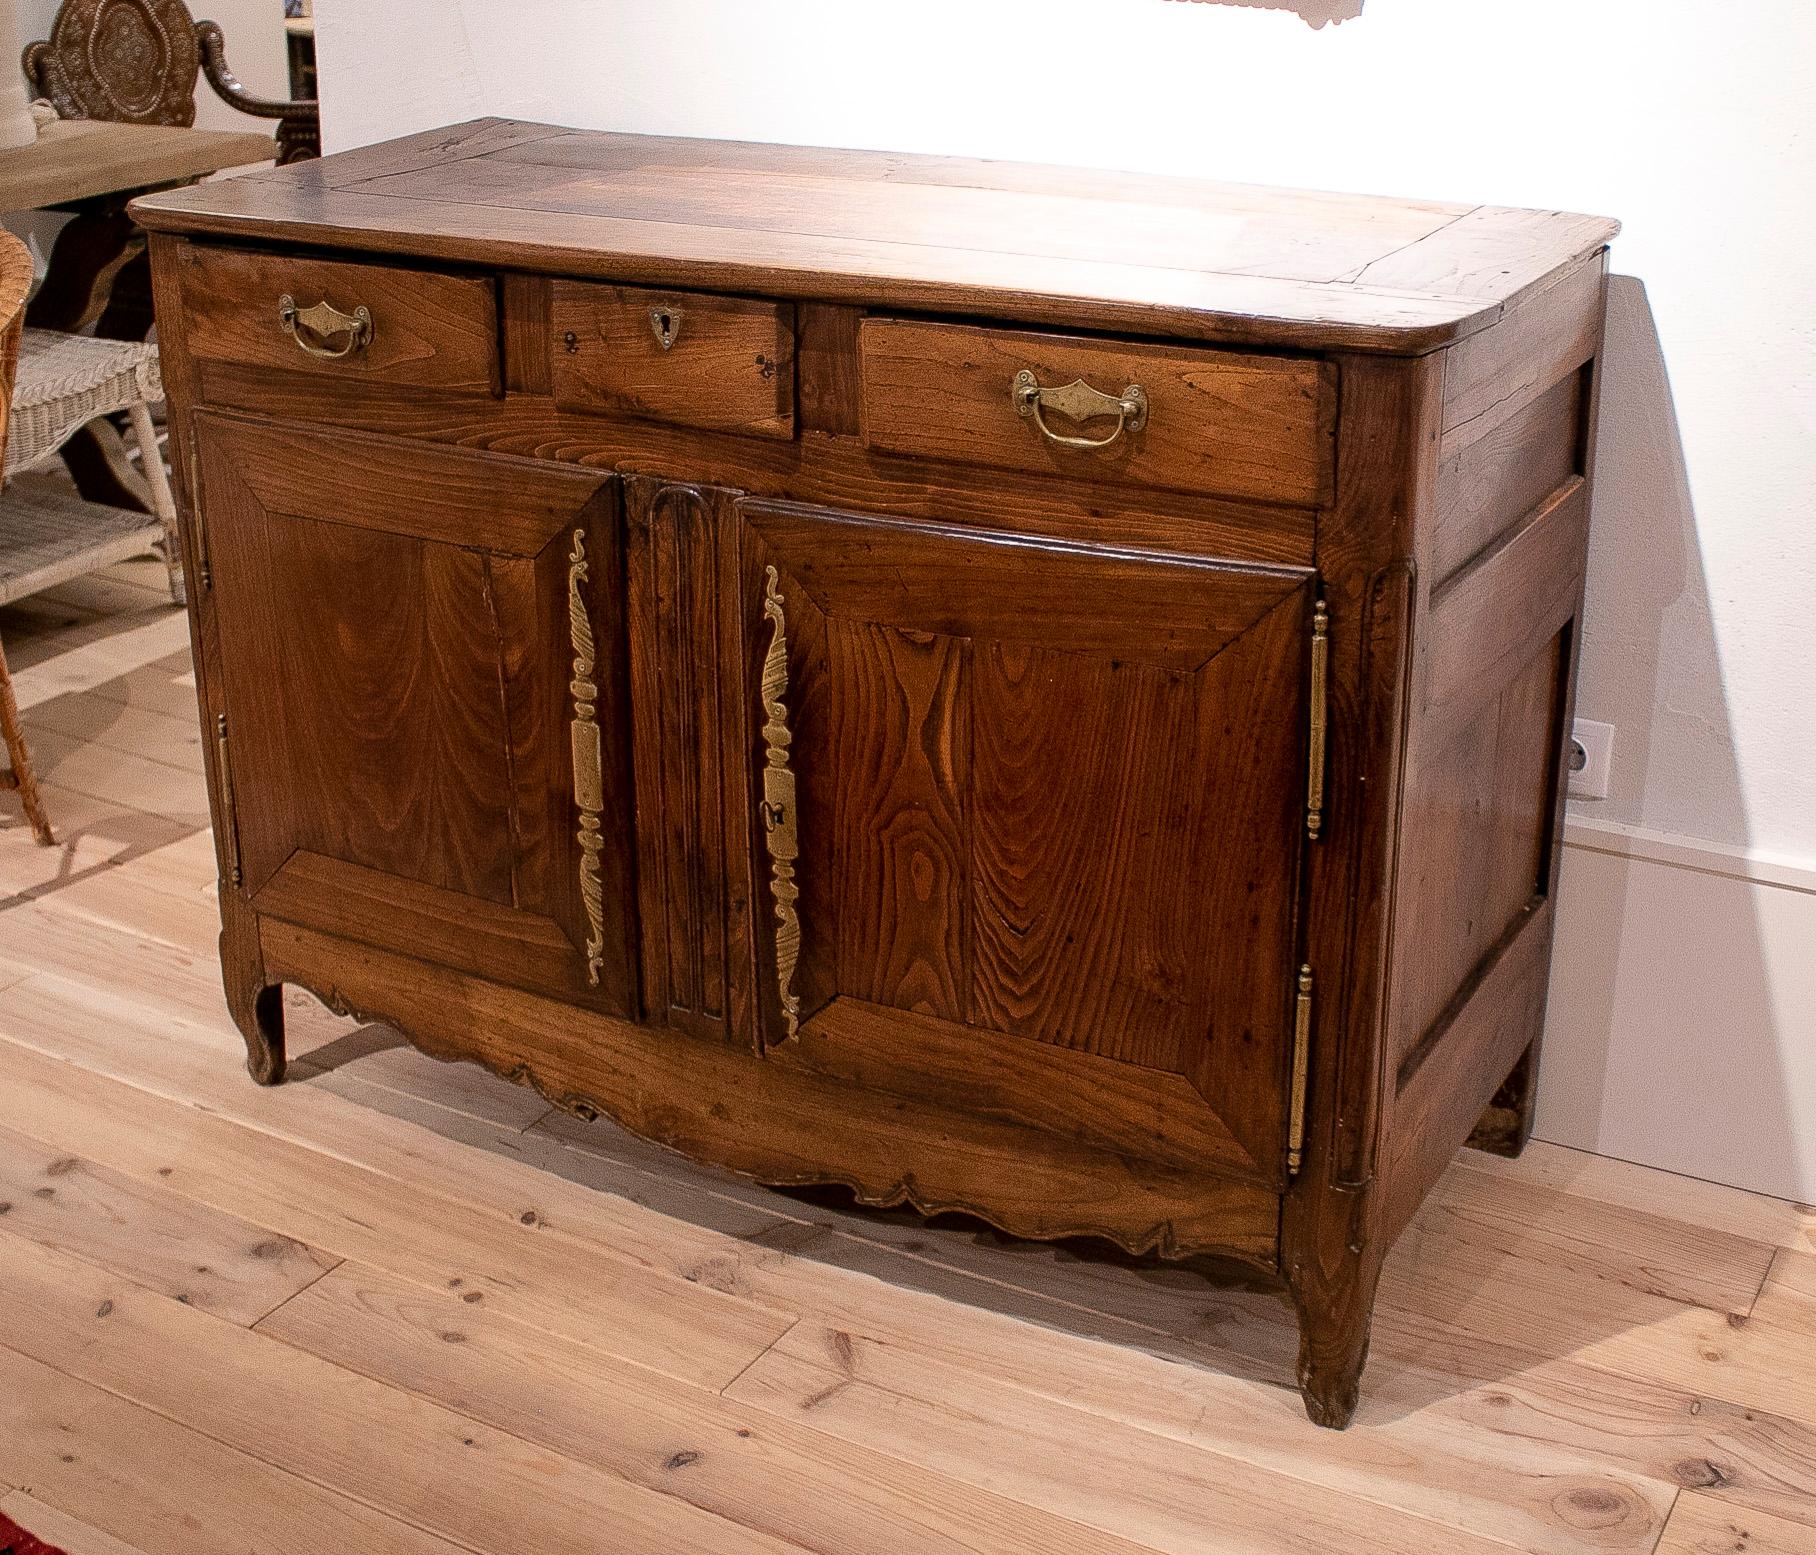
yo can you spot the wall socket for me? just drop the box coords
[1568,719,1615,800]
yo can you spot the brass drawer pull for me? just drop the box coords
[1012,370,1148,449]
[278,293,374,360]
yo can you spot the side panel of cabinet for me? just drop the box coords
[196,412,638,1013]
[733,499,1314,1187]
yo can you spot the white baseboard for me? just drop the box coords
[1564,813,1816,896]
[1538,823,1816,1203]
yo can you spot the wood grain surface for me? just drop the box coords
[550,281,795,439]
[132,119,1619,353]
[0,570,1810,1555]
[859,316,1334,506]
[129,124,1617,1430]
[176,243,499,395]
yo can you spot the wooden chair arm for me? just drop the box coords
[194,20,319,124]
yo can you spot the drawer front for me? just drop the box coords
[176,245,500,394]
[549,281,795,439]
[859,318,1334,507]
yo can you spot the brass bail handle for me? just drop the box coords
[278,293,374,360]
[1013,370,1148,449]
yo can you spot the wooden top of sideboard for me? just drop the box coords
[132,117,1619,355]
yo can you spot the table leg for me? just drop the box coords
[25,204,141,333]
[25,203,155,513]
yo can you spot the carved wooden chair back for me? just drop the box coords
[23,0,319,162]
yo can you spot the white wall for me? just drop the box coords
[313,0,1816,1200]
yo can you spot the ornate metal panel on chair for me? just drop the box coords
[24,0,319,162]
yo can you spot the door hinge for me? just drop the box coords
[184,430,210,591]
[1306,597,1329,840]
[1287,964,1314,1177]
[213,712,242,889]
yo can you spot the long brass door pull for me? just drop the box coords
[1012,370,1148,449]
[759,565,802,1040]
[278,294,374,360]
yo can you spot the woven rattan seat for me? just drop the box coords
[5,329,165,473]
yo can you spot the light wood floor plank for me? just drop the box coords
[0,1233,826,1555]
[2,726,208,827]
[73,649,200,722]
[1657,1489,1816,1555]
[0,1491,150,1555]
[259,1260,1161,1555]
[724,1323,1602,1555]
[6,582,1816,1553]
[10,964,1800,1545]
[0,1120,339,1325]
[0,1026,794,1394]
[5,965,1813,1542]
[1426,1163,1779,1316]
[3,850,222,967]
[23,697,205,784]
[0,615,191,715]
[0,906,223,1031]
[12,555,172,618]
[299,1059,564,1146]
[530,1112,1816,1536]
[0,590,178,671]
[0,1342,473,1555]
[0,782,200,898]
[288,1014,556,1133]
[1379,1233,1816,1436]
[23,694,206,777]
[1454,1140,1816,1258]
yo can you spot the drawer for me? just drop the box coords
[175,245,500,394]
[859,318,1334,507]
[549,281,795,439]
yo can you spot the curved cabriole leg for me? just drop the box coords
[1290,1285,1374,1429]
[220,895,285,1084]
[231,981,286,1086]
[1283,1171,1385,1431]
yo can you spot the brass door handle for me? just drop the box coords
[278,294,373,360]
[1012,370,1148,449]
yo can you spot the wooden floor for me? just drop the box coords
[1,560,1815,1555]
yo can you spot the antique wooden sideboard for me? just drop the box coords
[134,121,1616,1426]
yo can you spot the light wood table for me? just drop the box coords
[0,118,275,214]
[1,118,274,510]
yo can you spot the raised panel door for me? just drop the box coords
[735,499,1316,1187]
[196,412,638,1013]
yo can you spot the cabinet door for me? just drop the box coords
[197,413,637,1014]
[738,501,1315,1187]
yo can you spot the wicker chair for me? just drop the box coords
[0,231,52,845]
[0,232,184,847]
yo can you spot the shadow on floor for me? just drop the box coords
[295,1008,1742,1429]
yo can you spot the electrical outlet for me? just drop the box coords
[1568,719,1614,800]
